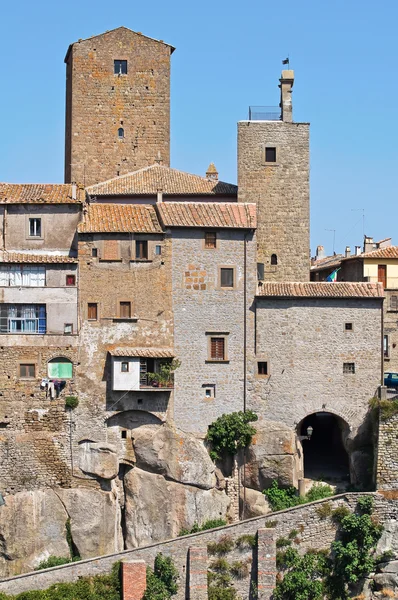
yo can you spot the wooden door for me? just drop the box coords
[378,265,387,288]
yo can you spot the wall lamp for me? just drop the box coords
[298,425,314,442]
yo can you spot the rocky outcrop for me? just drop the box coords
[0,489,70,577]
[132,424,216,489]
[124,467,230,547]
[56,487,123,558]
[78,441,119,480]
[240,486,271,518]
[241,420,300,491]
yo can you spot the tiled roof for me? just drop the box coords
[0,252,77,264]
[86,165,238,196]
[0,183,83,204]
[157,202,256,229]
[256,282,384,298]
[311,254,343,271]
[78,203,162,233]
[109,348,174,358]
[343,246,398,261]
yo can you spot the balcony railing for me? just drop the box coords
[248,106,281,121]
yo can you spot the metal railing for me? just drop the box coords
[249,106,281,121]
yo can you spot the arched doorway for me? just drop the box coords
[299,412,350,484]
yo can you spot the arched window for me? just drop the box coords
[48,357,73,379]
[271,254,278,265]
[118,128,124,139]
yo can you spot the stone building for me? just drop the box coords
[237,71,310,281]
[64,27,174,186]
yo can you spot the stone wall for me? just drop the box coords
[1,492,396,597]
[237,120,310,282]
[65,28,172,186]
[377,412,398,491]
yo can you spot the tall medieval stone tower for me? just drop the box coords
[64,27,174,187]
[237,71,310,281]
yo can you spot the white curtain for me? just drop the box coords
[0,265,45,286]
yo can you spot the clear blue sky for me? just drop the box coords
[0,0,397,255]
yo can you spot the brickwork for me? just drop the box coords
[1,493,396,598]
[122,560,147,600]
[257,528,276,600]
[65,27,173,186]
[170,229,256,435]
[377,412,398,490]
[237,120,310,281]
[189,547,208,600]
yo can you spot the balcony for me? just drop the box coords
[248,106,281,121]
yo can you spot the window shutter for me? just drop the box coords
[211,337,225,360]
[390,295,398,311]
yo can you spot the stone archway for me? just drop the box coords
[298,412,350,485]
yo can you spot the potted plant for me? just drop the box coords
[147,359,181,388]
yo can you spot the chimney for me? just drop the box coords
[345,246,351,258]
[157,190,163,203]
[316,245,325,260]
[279,70,294,122]
[206,163,218,181]
[71,183,77,200]
[154,151,163,165]
[363,235,374,254]
[355,245,361,256]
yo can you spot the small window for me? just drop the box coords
[220,268,234,288]
[118,127,124,139]
[384,335,389,358]
[390,295,398,311]
[120,302,131,319]
[92,248,98,258]
[257,263,264,280]
[271,254,278,266]
[121,362,129,373]
[205,388,212,397]
[114,59,127,75]
[210,337,225,361]
[136,240,148,260]
[121,430,127,439]
[29,218,41,237]
[20,364,35,378]
[205,232,217,249]
[88,303,98,320]
[64,323,73,335]
[48,357,73,378]
[265,147,277,163]
[343,362,355,374]
[66,275,76,286]
[345,322,353,331]
[155,245,162,256]
[257,361,268,376]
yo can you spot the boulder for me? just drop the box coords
[132,424,216,490]
[376,520,398,555]
[78,441,119,480]
[0,489,70,577]
[57,487,124,558]
[124,467,230,547]
[240,486,271,518]
[241,420,299,491]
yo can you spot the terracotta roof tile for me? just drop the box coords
[343,246,398,261]
[311,254,343,271]
[78,203,162,233]
[256,282,384,298]
[86,165,238,196]
[0,183,83,204]
[109,347,174,358]
[157,202,256,229]
[0,252,77,264]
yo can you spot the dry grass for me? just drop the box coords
[380,589,396,598]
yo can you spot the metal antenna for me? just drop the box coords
[351,209,365,239]
[325,229,336,254]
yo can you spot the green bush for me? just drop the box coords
[143,553,178,600]
[306,484,334,502]
[178,518,226,536]
[235,533,256,549]
[263,481,334,512]
[65,396,79,410]
[35,556,72,570]
[205,410,258,461]
[230,559,250,579]
[274,547,329,600]
[207,535,235,555]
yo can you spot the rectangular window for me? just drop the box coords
[120,302,131,319]
[384,335,389,358]
[205,232,217,249]
[114,59,127,75]
[390,295,398,311]
[0,265,46,287]
[29,218,42,237]
[20,364,36,378]
[220,268,234,288]
[265,147,277,163]
[343,362,355,374]
[257,263,265,280]
[210,337,225,361]
[64,323,73,335]
[0,304,46,334]
[92,248,98,258]
[121,361,129,372]
[155,245,162,256]
[88,303,98,320]
[135,241,148,260]
[66,275,76,286]
[257,361,268,376]
[345,322,353,331]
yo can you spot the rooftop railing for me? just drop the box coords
[248,106,281,121]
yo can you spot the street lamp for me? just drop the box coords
[298,425,314,442]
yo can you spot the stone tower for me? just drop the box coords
[237,70,310,281]
[64,27,174,187]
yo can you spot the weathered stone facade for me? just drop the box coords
[377,412,398,491]
[65,27,173,186]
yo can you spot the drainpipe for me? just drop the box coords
[381,296,385,393]
[2,206,7,250]
[241,231,249,521]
